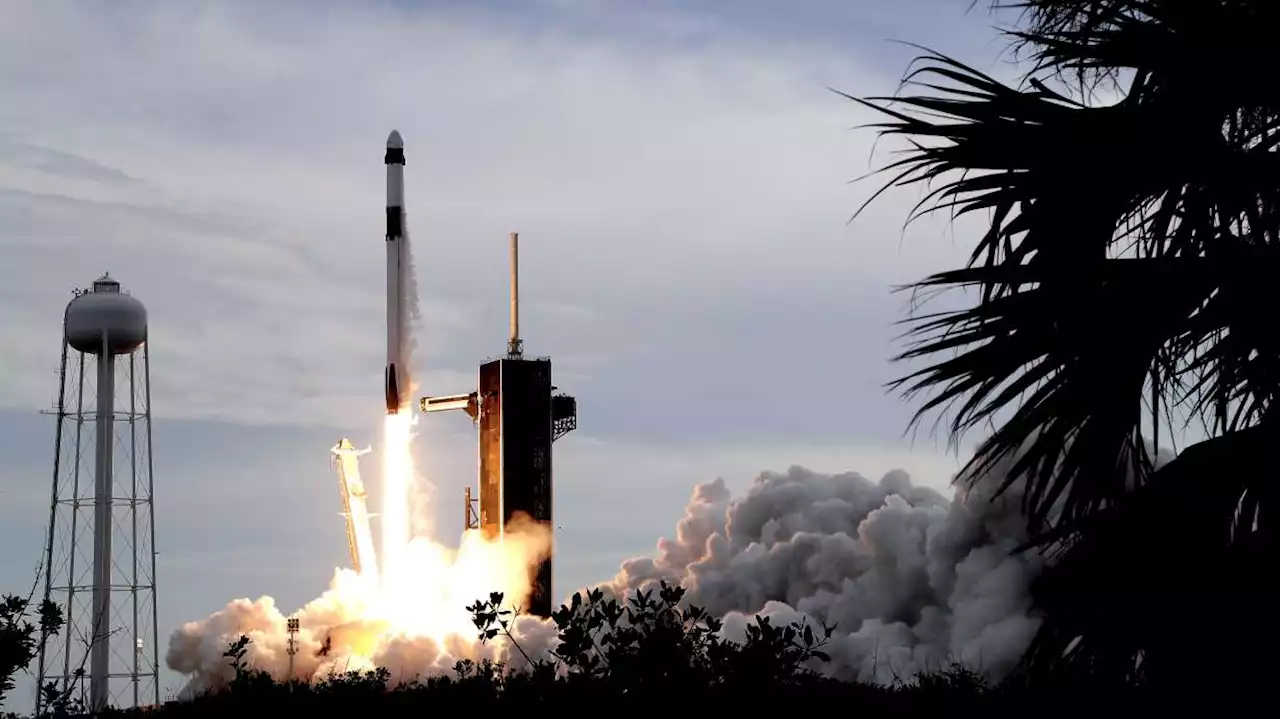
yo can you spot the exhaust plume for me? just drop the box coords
[599,456,1045,684]
[166,515,553,692]
[401,216,424,364]
[167,447,1053,691]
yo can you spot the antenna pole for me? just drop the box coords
[286,617,299,684]
[507,232,522,358]
[464,486,473,530]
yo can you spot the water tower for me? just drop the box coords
[35,274,159,713]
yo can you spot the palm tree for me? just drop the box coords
[849,0,1278,687]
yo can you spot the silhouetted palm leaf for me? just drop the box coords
[1019,419,1279,687]
[849,0,1280,685]
[848,37,1280,527]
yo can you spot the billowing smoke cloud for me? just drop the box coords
[598,457,1044,684]
[166,516,555,693]
[167,453,1047,693]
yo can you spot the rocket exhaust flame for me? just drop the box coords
[167,459,1045,692]
[167,129,562,692]
[163,127,1047,694]
[380,413,414,597]
[164,128,553,689]
[381,129,417,600]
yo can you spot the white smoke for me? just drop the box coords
[397,214,434,537]
[166,569,497,688]
[400,212,423,345]
[165,510,557,692]
[166,453,1047,693]
[398,212,423,407]
[598,458,1044,685]
[166,577,560,694]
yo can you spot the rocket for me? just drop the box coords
[384,129,409,413]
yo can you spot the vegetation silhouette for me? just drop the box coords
[845,0,1279,689]
[3,586,1151,717]
[10,0,1276,713]
[1,590,86,718]
[1,593,59,706]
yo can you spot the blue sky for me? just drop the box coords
[0,0,1023,705]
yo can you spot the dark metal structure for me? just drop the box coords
[478,356,551,614]
[420,232,576,619]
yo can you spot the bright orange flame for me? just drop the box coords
[168,418,554,689]
[361,412,551,646]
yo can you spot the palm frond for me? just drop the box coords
[848,47,1280,536]
[993,0,1280,111]
[846,0,1280,687]
[893,257,1217,531]
[1017,420,1280,687]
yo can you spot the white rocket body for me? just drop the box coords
[385,129,409,413]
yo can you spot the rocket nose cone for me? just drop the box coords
[386,130,403,149]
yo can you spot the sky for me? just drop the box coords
[0,0,1024,704]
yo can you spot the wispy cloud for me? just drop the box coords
[0,0,975,440]
[0,5,1008,710]
[0,141,139,185]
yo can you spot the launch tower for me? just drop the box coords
[35,274,159,714]
[420,233,576,618]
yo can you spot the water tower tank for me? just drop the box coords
[64,274,148,355]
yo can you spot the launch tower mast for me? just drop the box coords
[418,232,577,618]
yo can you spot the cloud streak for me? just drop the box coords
[1,2,1016,711]
[0,0,973,438]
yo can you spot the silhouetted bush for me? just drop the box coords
[42,582,1159,717]
[1,592,87,719]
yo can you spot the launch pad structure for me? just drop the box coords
[420,232,577,619]
[340,131,577,620]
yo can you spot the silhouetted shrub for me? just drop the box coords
[1,593,86,718]
[467,581,836,696]
[2,583,1167,717]
[61,582,1159,717]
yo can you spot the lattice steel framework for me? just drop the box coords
[35,331,159,712]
